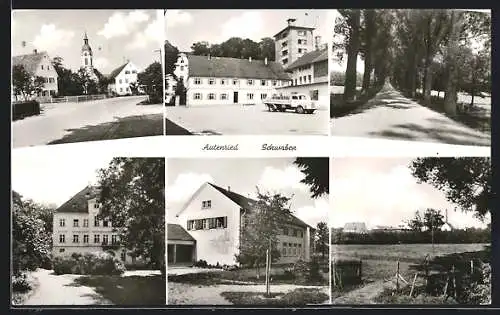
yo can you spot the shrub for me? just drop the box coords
[193,259,208,268]
[12,273,32,293]
[52,252,126,275]
[12,100,41,121]
[308,259,322,282]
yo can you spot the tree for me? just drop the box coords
[422,208,445,231]
[191,41,211,56]
[294,158,329,199]
[175,78,187,105]
[341,9,361,101]
[259,37,275,61]
[97,158,165,272]
[314,222,329,259]
[407,210,425,232]
[360,9,376,93]
[164,40,179,76]
[236,189,292,277]
[12,65,45,100]
[138,61,163,104]
[410,157,491,219]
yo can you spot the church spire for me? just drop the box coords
[84,31,88,44]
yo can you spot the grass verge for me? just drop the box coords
[221,288,328,305]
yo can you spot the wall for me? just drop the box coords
[276,223,310,264]
[111,63,139,96]
[274,27,314,67]
[176,184,241,266]
[34,54,58,96]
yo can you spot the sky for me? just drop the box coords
[12,10,163,74]
[166,9,334,52]
[166,158,329,228]
[330,157,490,230]
[12,146,119,207]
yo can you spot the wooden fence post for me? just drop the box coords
[452,265,457,300]
[332,258,336,288]
[396,260,400,291]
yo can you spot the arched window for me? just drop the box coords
[85,58,88,66]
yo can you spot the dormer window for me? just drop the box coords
[202,200,211,209]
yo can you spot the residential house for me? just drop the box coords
[172,53,291,106]
[107,61,140,96]
[12,50,58,100]
[343,222,368,234]
[273,18,315,68]
[169,182,313,266]
[52,186,143,265]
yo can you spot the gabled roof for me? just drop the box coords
[186,55,290,80]
[56,186,99,213]
[107,62,129,80]
[168,223,196,242]
[286,47,328,71]
[12,52,49,74]
[343,222,368,233]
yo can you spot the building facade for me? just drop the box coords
[107,61,140,96]
[52,186,141,265]
[173,53,291,106]
[273,18,315,68]
[12,50,59,100]
[170,182,312,266]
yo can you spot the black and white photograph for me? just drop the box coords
[166,158,329,305]
[164,10,332,135]
[11,148,166,306]
[330,157,491,305]
[330,9,491,147]
[12,10,164,148]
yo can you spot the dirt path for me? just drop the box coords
[332,279,401,304]
[168,282,329,305]
[331,83,490,146]
[23,269,112,306]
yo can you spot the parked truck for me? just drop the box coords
[263,93,317,114]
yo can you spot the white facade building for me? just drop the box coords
[12,50,59,100]
[107,61,140,96]
[273,18,315,68]
[52,186,142,265]
[170,182,312,266]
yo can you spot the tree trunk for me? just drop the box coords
[344,10,361,102]
[362,54,372,94]
[423,53,433,105]
[443,11,461,116]
[361,9,376,94]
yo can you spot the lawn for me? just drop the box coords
[72,274,165,305]
[220,288,329,305]
[49,113,164,144]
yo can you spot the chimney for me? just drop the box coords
[287,18,296,26]
[249,56,252,62]
[227,186,231,192]
[33,49,38,54]
[264,57,268,65]
[314,36,321,50]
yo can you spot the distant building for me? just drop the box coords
[12,50,59,100]
[164,74,177,104]
[371,224,410,233]
[273,18,315,68]
[343,222,368,234]
[107,61,141,96]
[80,32,98,82]
[440,209,454,231]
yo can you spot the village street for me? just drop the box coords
[331,85,491,147]
[165,104,329,135]
[13,96,164,148]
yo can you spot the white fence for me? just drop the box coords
[37,94,108,104]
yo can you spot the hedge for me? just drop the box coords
[53,252,126,275]
[12,100,40,121]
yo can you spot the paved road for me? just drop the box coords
[23,269,112,306]
[165,103,329,135]
[331,85,491,146]
[13,96,163,148]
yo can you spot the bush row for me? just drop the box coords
[52,252,126,275]
[12,100,40,121]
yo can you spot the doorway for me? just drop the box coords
[233,91,238,103]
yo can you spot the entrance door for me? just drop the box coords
[233,92,238,103]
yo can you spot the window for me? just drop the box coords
[194,78,201,85]
[282,58,288,65]
[103,220,109,227]
[85,59,88,66]
[102,235,108,245]
[247,93,254,100]
[119,79,122,84]
[73,219,79,227]
[125,70,130,74]
[308,75,312,83]
[59,234,65,243]
[41,65,44,70]
[293,229,298,237]
[233,79,238,85]
[220,79,226,85]
[120,251,126,261]
[83,219,89,227]
[298,30,306,36]
[299,77,302,84]
[180,59,184,64]
[132,70,137,74]
[202,200,212,209]
[59,248,65,253]
[202,219,208,230]
[180,66,184,71]
[83,235,89,243]
[120,88,123,92]
[94,203,99,209]
[216,217,227,228]
[220,93,228,100]
[260,80,266,86]
[261,93,267,100]
[49,77,55,83]
[179,76,184,82]
[299,230,303,238]
[282,41,287,47]
[94,216,100,227]
[187,220,194,231]
[94,234,100,244]
[283,227,289,235]
[282,50,288,56]
[209,78,215,85]
[112,235,118,244]
[298,48,302,53]
[47,65,50,70]
[59,219,65,227]
[294,79,297,86]
[73,235,79,243]
[303,49,308,53]
[125,78,129,83]
[193,93,202,100]
[282,242,287,256]
[208,93,216,100]
[247,79,254,86]
[311,89,319,101]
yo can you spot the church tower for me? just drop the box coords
[81,32,94,73]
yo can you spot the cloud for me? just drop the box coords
[219,11,265,42]
[94,57,110,70]
[166,172,214,204]
[126,15,163,50]
[98,10,150,39]
[32,24,74,52]
[294,197,329,228]
[165,10,193,29]
[257,165,308,194]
